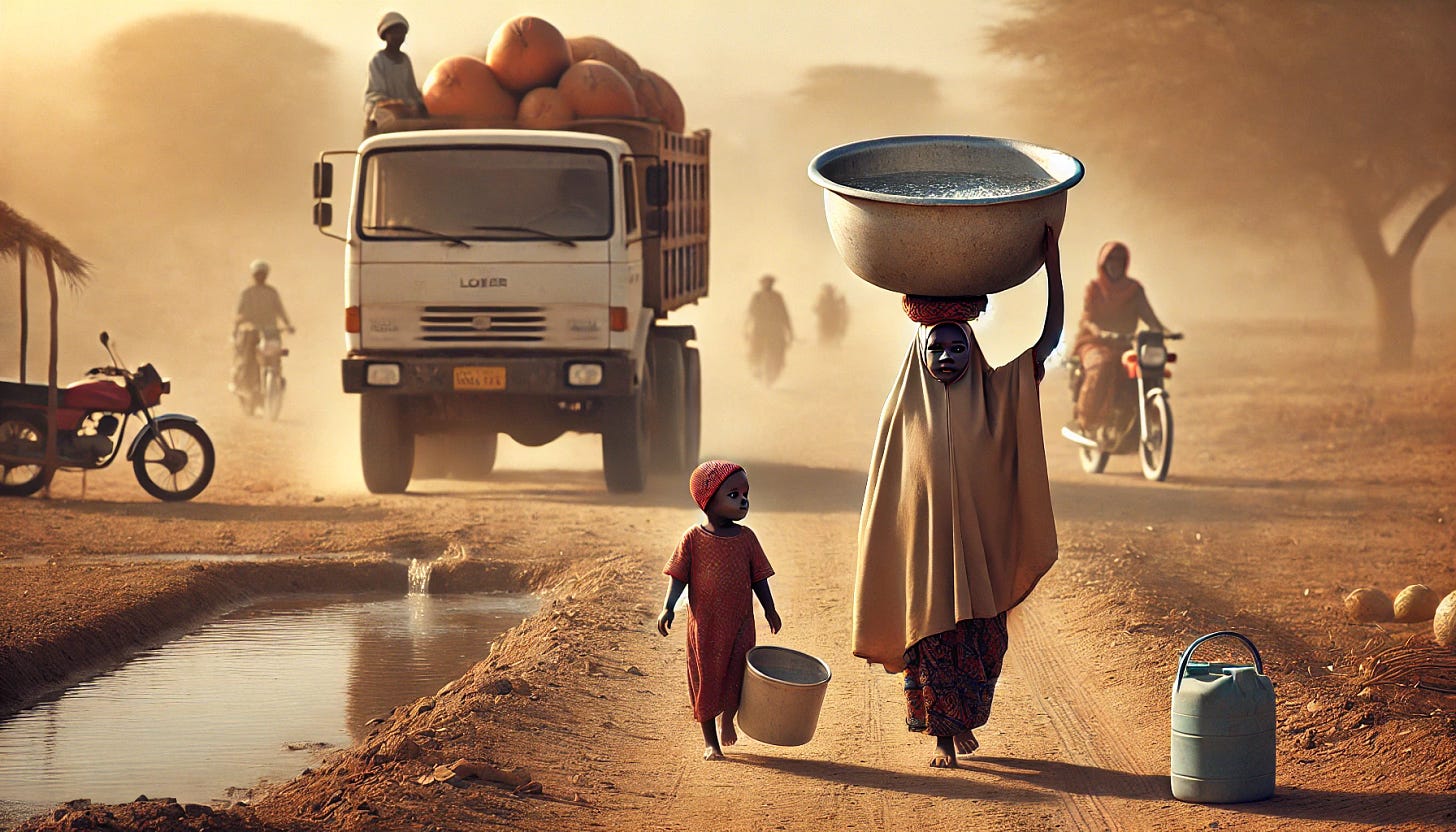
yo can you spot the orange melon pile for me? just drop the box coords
[419,15,687,132]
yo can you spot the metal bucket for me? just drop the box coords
[808,135,1084,298]
[736,646,832,746]
[1171,631,1276,803]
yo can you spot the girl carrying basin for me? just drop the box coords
[854,227,1063,768]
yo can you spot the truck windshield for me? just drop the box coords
[360,147,612,241]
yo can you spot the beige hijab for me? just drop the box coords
[852,325,1058,673]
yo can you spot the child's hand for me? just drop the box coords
[764,606,782,635]
[656,608,674,636]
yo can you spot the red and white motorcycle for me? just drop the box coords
[1061,329,1183,481]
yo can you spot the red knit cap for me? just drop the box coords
[902,294,987,325]
[689,460,744,510]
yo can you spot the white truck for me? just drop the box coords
[311,117,708,493]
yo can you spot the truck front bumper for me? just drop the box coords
[342,353,635,397]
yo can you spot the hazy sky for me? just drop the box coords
[1,0,1016,95]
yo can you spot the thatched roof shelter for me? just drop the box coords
[2,199,93,484]
[0,200,91,286]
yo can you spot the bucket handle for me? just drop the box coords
[1174,631,1264,691]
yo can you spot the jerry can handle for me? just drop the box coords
[1174,631,1264,691]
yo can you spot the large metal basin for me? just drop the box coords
[808,135,1084,297]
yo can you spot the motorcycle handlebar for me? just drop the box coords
[1092,329,1185,341]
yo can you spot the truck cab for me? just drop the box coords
[313,119,708,493]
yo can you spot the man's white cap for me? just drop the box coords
[250,259,270,277]
[378,11,408,38]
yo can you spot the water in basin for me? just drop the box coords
[839,169,1057,201]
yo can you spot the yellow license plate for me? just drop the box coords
[453,366,506,390]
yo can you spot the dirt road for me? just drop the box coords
[4,320,1455,831]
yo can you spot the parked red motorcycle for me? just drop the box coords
[0,332,215,500]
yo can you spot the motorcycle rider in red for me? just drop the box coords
[1068,242,1169,437]
[232,259,295,406]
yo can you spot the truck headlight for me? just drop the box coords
[566,362,604,387]
[366,363,401,386]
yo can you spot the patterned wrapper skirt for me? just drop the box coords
[903,613,1009,737]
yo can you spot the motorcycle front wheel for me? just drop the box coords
[133,418,216,501]
[1140,393,1174,482]
[263,367,284,422]
[1078,445,1109,474]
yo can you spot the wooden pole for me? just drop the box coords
[18,241,28,383]
[44,249,59,483]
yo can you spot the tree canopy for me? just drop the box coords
[990,0,1456,363]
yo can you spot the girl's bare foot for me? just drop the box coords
[954,730,979,755]
[930,735,959,768]
[703,746,725,761]
[720,713,738,747]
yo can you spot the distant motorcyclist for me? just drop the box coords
[1068,242,1169,436]
[233,260,294,405]
[746,274,794,385]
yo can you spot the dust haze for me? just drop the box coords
[2,2,1451,492]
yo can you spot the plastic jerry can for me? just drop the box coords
[1170,631,1275,803]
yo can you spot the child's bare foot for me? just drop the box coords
[700,717,724,760]
[720,713,738,747]
[930,735,958,768]
[954,730,979,755]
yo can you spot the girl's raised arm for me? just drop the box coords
[1032,225,1065,373]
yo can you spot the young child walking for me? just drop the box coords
[657,460,783,760]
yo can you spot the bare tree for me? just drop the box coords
[990,1,1456,365]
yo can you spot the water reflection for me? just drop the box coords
[0,592,536,822]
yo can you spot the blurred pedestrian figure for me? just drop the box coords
[746,274,793,386]
[364,11,426,137]
[814,283,850,346]
[1067,242,1169,437]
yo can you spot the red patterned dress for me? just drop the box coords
[664,525,775,721]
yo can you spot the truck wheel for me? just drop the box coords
[361,393,413,494]
[602,388,648,493]
[455,432,499,480]
[683,346,702,468]
[650,339,687,473]
[412,434,449,480]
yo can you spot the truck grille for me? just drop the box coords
[418,305,547,343]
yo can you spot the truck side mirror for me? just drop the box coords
[644,208,666,234]
[313,202,333,228]
[313,162,333,199]
[645,164,669,208]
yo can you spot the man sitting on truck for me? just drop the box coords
[364,11,426,136]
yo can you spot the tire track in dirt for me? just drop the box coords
[1001,596,1169,831]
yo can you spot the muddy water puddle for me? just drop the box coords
[0,589,537,823]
